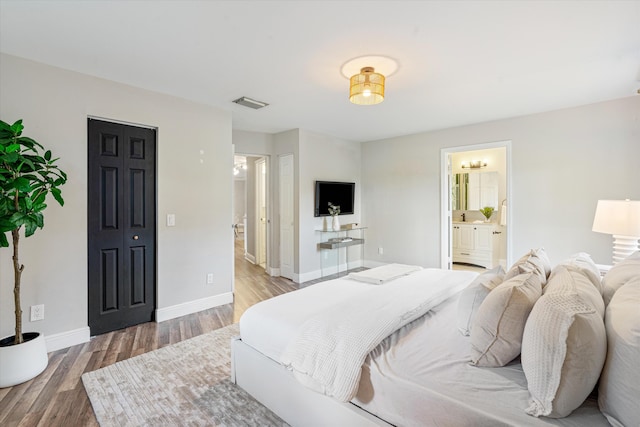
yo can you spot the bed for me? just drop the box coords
[231,264,617,426]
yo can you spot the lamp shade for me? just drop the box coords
[592,200,640,237]
[349,67,385,105]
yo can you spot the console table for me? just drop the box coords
[316,227,366,278]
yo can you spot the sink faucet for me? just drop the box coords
[461,213,466,222]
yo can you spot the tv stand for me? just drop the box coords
[316,227,366,278]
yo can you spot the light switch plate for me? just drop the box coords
[167,214,176,227]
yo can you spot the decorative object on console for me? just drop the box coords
[328,202,340,231]
[592,199,640,264]
[341,223,359,230]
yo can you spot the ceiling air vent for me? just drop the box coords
[233,96,269,110]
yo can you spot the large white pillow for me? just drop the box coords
[545,264,604,318]
[559,252,602,294]
[457,266,505,336]
[598,277,640,427]
[602,251,640,306]
[470,272,542,367]
[504,248,550,285]
[522,266,606,419]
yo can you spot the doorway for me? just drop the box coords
[440,141,512,271]
[233,154,269,271]
[87,118,157,336]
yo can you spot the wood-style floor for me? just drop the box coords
[0,238,300,426]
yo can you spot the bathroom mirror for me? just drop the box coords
[452,171,498,210]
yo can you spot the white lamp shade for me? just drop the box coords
[592,200,640,237]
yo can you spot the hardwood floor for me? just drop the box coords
[0,238,300,426]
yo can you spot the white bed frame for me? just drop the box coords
[231,337,392,427]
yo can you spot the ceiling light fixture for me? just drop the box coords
[233,96,269,109]
[349,67,385,105]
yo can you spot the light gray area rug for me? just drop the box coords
[82,324,288,426]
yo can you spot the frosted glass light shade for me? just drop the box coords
[349,67,385,105]
[592,199,640,263]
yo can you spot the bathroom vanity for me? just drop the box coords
[452,222,500,268]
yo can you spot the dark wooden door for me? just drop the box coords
[88,119,156,336]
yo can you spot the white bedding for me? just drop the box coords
[239,268,609,426]
[353,295,608,426]
[239,268,477,363]
[280,267,472,402]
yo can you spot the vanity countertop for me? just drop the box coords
[452,220,495,225]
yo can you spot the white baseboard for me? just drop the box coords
[267,267,281,277]
[155,292,234,323]
[244,253,256,264]
[45,327,90,353]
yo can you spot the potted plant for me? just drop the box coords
[479,206,494,222]
[0,119,67,388]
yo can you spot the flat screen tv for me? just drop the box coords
[314,181,355,217]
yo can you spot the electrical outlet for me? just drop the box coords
[207,273,214,284]
[30,304,45,322]
[378,247,384,255]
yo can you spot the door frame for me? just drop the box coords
[440,140,512,270]
[232,151,271,274]
[255,157,268,269]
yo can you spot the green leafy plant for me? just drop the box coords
[479,206,494,220]
[0,119,67,345]
[328,202,340,216]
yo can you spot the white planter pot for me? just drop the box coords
[0,332,48,388]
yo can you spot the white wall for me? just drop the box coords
[298,130,361,281]
[233,180,246,225]
[0,54,233,346]
[362,96,640,267]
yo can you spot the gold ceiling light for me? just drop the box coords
[349,67,385,105]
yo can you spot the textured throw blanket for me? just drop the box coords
[280,268,475,402]
[347,263,423,284]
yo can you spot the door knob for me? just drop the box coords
[133,235,139,240]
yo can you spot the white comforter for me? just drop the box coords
[279,268,474,402]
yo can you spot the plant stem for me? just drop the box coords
[12,228,24,345]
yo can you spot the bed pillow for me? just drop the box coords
[457,266,505,336]
[504,248,550,285]
[598,277,640,427]
[602,251,640,306]
[559,252,601,293]
[522,265,606,419]
[545,264,604,317]
[470,272,542,367]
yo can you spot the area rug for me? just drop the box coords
[82,324,288,426]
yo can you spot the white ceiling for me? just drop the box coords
[1,1,639,142]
